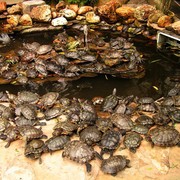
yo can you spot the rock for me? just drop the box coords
[97,0,121,23]
[68,4,79,13]
[62,9,76,20]
[148,10,164,23]
[157,15,173,28]
[19,14,32,26]
[116,6,135,19]
[0,2,7,13]
[76,15,86,21]
[55,0,66,12]
[77,6,93,15]
[7,4,22,15]
[30,5,51,22]
[134,4,156,21]
[167,21,180,35]
[7,15,20,27]
[85,11,100,24]
[22,0,45,15]
[51,16,68,26]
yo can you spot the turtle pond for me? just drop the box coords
[0,27,180,180]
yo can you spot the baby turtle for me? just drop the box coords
[37,44,53,55]
[96,118,113,133]
[169,109,180,124]
[44,135,70,154]
[132,124,149,135]
[101,155,130,176]
[100,130,122,156]
[135,115,154,128]
[44,107,62,120]
[123,132,143,153]
[111,113,134,131]
[146,125,180,147]
[138,97,154,104]
[17,91,39,104]
[62,140,100,172]
[24,139,45,164]
[102,88,119,112]
[79,126,102,146]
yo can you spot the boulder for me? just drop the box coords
[85,11,100,24]
[68,4,79,13]
[19,14,32,26]
[30,5,51,22]
[22,0,45,15]
[77,6,93,15]
[7,4,22,15]
[134,4,156,21]
[157,15,173,28]
[62,9,76,20]
[7,15,20,27]
[116,6,135,19]
[0,2,7,13]
[51,16,68,26]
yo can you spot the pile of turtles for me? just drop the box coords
[0,29,145,86]
[0,83,180,176]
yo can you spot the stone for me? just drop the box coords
[30,5,51,22]
[7,15,20,27]
[62,9,76,20]
[19,14,32,26]
[7,4,22,15]
[85,11,100,24]
[0,2,7,13]
[148,10,164,23]
[22,0,45,15]
[169,21,180,35]
[116,6,135,19]
[134,4,156,21]
[76,15,86,21]
[51,16,68,26]
[68,4,79,14]
[55,0,66,12]
[77,6,93,15]
[97,0,121,23]
[157,15,173,28]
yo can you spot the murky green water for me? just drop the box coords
[0,31,179,100]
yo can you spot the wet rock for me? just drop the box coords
[134,4,156,21]
[78,6,93,15]
[85,11,100,24]
[116,6,135,19]
[19,14,32,26]
[76,15,85,21]
[51,16,68,26]
[7,15,20,27]
[167,21,180,35]
[22,0,45,14]
[30,4,51,22]
[157,15,173,28]
[0,2,7,13]
[7,4,22,15]
[62,9,76,20]
[97,0,120,23]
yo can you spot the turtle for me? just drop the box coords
[99,130,122,156]
[79,126,102,146]
[122,132,143,153]
[110,113,134,131]
[131,124,149,135]
[36,44,53,55]
[17,91,39,104]
[102,88,119,112]
[24,139,45,164]
[146,125,180,147]
[62,140,101,172]
[44,135,70,154]
[44,107,62,120]
[135,115,154,128]
[138,97,154,104]
[95,118,113,133]
[169,109,180,124]
[101,155,130,176]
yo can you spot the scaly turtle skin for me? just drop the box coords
[101,155,130,176]
[147,125,180,147]
[24,139,44,164]
[123,132,143,153]
[102,88,119,112]
[62,140,99,172]
[79,126,102,146]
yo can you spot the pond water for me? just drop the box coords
[0,30,179,100]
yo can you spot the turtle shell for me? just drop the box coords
[149,125,180,147]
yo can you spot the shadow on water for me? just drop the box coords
[0,31,179,100]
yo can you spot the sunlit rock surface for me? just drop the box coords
[0,120,180,180]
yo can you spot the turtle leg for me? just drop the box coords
[95,151,103,160]
[177,141,180,147]
[85,162,92,173]
[129,147,136,153]
[111,173,117,176]
[38,156,42,164]
[5,141,11,148]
